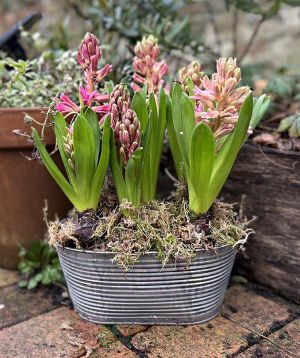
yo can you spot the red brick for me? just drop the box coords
[116,324,150,337]
[132,316,249,358]
[223,284,298,334]
[0,307,137,358]
[131,284,299,358]
[238,317,300,358]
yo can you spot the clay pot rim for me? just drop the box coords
[0,107,49,113]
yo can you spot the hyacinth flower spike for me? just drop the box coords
[167,58,270,213]
[77,32,112,93]
[109,83,167,206]
[132,35,168,94]
[32,33,114,212]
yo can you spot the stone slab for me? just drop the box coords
[0,307,138,358]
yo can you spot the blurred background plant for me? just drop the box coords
[0,50,82,107]
[18,241,64,289]
[1,0,300,112]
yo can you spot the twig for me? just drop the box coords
[256,143,299,170]
[232,8,238,57]
[239,15,265,63]
[204,0,222,52]
[223,313,299,358]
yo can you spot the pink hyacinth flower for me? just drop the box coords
[55,94,80,114]
[80,86,98,107]
[95,64,113,83]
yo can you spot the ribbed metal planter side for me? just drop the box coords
[57,245,236,325]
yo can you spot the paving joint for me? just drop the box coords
[227,312,300,357]
[106,324,150,358]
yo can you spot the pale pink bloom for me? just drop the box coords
[132,35,168,94]
[193,57,250,139]
[92,104,110,113]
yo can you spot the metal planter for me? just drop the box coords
[57,245,236,325]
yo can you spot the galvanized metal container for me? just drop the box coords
[57,245,236,325]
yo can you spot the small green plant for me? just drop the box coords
[18,241,64,289]
[110,87,167,207]
[278,113,300,138]
[0,50,82,108]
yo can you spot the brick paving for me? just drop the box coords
[0,268,299,358]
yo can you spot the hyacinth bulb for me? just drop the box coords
[193,57,250,139]
[115,109,141,165]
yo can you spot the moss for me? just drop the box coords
[48,194,253,270]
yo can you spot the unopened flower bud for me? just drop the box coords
[178,61,203,93]
[132,35,168,94]
[109,83,131,129]
[64,127,75,172]
[115,109,141,165]
[77,33,101,73]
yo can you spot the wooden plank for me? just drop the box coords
[222,141,300,303]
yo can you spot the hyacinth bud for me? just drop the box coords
[178,61,203,92]
[216,57,241,84]
[115,109,141,165]
[77,32,112,93]
[77,32,101,73]
[109,83,131,129]
[132,35,168,94]
[134,35,159,62]
[64,128,75,172]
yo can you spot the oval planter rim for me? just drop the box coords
[56,242,234,256]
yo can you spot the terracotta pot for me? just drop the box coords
[0,108,72,268]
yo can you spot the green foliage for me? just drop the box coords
[278,113,300,137]
[0,51,82,108]
[111,89,167,207]
[18,241,64,289]
[226,0,300,18]
[33,110,111,212]
[265,76,294,98]
[73,0,202,54]
[169,84,270,214]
